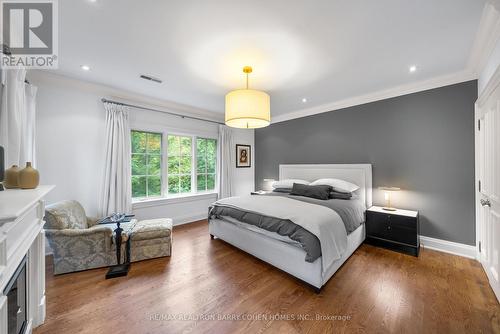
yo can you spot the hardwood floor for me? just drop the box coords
[34,220,499,334]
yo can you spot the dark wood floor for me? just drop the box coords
[34,220,499,334]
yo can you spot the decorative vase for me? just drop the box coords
[4,165,21,189]
[18,162,39,189]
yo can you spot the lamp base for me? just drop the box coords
[382,207,397,211]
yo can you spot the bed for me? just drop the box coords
[208,164,372,292]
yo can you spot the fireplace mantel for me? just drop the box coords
[0,186,54,334]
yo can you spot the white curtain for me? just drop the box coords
[20,83,37,166]
[0,68,37,168]
[99,102,132,216]
[218,124,234,199]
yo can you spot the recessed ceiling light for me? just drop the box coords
[409,65,417,73]
[80,65,91,71]
[302,98,307,103]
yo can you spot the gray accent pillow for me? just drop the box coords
[290,183,331,200]
[329,191,353,200]
[272,188,292,193]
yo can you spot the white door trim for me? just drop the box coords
[475,63,500,261]
[475,61,500,303]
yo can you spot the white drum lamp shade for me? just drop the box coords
[225,89,270,128]
[225,66,271,129]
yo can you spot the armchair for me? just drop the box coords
[44,200,173,275]
[44,200,117,274]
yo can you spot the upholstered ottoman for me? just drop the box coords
[128,218,173,262]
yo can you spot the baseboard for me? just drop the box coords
[419,235,477,259]
[172,212,207,226]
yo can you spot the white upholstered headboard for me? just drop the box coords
[279,164,372,208]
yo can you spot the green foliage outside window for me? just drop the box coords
[131,131,162,198]
[196,138,217,191]
[167,135,192,194]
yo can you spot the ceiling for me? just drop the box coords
[55,0,488,118]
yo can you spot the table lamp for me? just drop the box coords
[262,178,275,192]
[379,187,401,211]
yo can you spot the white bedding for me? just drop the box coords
[214,195,348,274]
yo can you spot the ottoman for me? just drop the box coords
[128,218,173,262]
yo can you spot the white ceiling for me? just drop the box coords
[54,0,487,118]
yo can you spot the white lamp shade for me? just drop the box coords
[225,89,270,129]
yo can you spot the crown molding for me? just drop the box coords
[28,70,225,123]
[271,69,476,124]
[467,2,500,76]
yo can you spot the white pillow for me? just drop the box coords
[272,179,310,189]
[309,178,359,193]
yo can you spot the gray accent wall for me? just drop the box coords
[255,80,477,245]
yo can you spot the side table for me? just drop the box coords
[98,214,136,279]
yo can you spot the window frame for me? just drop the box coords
[131,128,218,202]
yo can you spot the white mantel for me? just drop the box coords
[0,185,54,334]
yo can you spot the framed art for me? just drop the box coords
[236,144,251,168]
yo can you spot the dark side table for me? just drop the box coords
[98,215,136,279]
[365,206,419,256]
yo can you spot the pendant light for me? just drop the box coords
[225,66,271,128]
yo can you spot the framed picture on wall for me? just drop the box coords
[236,144,251,168]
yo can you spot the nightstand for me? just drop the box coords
[365,206,419,256]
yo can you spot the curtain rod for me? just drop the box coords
[101,98,224,125]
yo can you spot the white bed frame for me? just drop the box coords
[209,164,372,291]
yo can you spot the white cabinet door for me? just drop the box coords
[476,71,500,302]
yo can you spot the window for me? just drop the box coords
[167,135,192,194]
[196,138,217,191]
[131,131,162,198]
[131,130,217,200]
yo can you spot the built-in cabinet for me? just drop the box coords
[0,186,53,334]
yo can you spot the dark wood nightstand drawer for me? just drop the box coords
[365,208,419,256]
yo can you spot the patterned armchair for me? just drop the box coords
[44,200,172,275]
[44,200,116,274]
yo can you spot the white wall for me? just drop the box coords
[33,72,106,216]
[31,70,254,225]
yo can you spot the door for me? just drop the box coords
[476,70,500,302]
